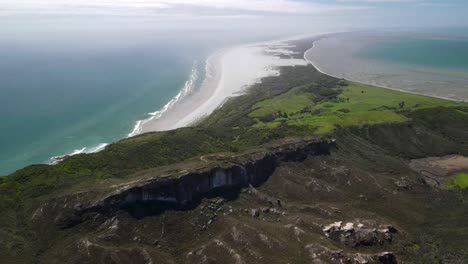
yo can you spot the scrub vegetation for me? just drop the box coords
[447,173,468,189]
[1,64,467,263]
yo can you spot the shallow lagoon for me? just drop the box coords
[305,31,468,102]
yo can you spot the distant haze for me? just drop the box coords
[1,0,468,31]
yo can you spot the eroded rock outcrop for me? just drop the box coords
[323,221,397,248]
[51,139,333,226]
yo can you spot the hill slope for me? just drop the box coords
[1,41,467,263]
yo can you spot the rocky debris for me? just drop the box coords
[238,205,285,222]
[215,198,225,206]
[192,199,289,230]
[251,209,260,218]
[277,199,282,207]
[354,253,371,264]
[394,177,412,190]
[283,224,307,241]
[270,208,282,215]
[322,221,398,247]
[98,216,119,232]
[293,226,306,236]
[192,198,230,230]
[305,244,398,264]
[323,221,343,236]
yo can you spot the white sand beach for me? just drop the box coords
[136,42,308,134]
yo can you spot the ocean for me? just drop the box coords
[0,16,290,175]
[0,36,209,176]
[305,30,468,101]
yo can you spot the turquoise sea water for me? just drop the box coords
[0,40,207,175]
[0,16,292,175]
[358,37,468,72]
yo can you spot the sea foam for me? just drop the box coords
[48,143,109,164]
[46,61,200,165]
[127,61,200,137]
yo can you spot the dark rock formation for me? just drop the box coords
[55,140,333,226]
[251,209,260,218]
[378,252,398,264]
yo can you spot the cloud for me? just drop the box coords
[0,0,371,16]
[336,0,422,2]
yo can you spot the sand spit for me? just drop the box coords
[139,43,307,133]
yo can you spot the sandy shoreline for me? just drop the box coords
[47,37,313,164]
[137,42,308,134]
[131,31,468,138]
[50,33,467,164]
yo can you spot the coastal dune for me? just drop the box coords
[138,43,308,133]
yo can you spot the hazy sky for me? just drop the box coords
[1,0,467,28]
[1,0,467,42]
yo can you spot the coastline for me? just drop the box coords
[45,38,311,166]
[138,42,308,133]
[137,49,225,132]
[127,59,204,136]
[48,32,468,166]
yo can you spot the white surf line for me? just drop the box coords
[127,60,200,137]
[48,142,109,164]
[46,61,200,165]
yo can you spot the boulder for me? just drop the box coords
[377,252,397,264]
[251,209,260,218]
[351,229,379,247]
[395,180,411,190]
[215,198,224,205]
[323,221,342,235]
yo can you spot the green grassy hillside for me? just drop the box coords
[249,82,460,134]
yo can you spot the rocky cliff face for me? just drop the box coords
[48,139,334,226]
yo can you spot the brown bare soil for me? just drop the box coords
[409,155,468,177]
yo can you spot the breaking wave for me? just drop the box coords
[127,60,200,137]
[47,60,200,165]
[49,143,109,164]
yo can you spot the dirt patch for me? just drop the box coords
[409,155,468,188]
[410,155,468,177]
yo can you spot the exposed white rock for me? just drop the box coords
[323,221,342,235]
[294,226,306,235]
[342,222,354,232]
